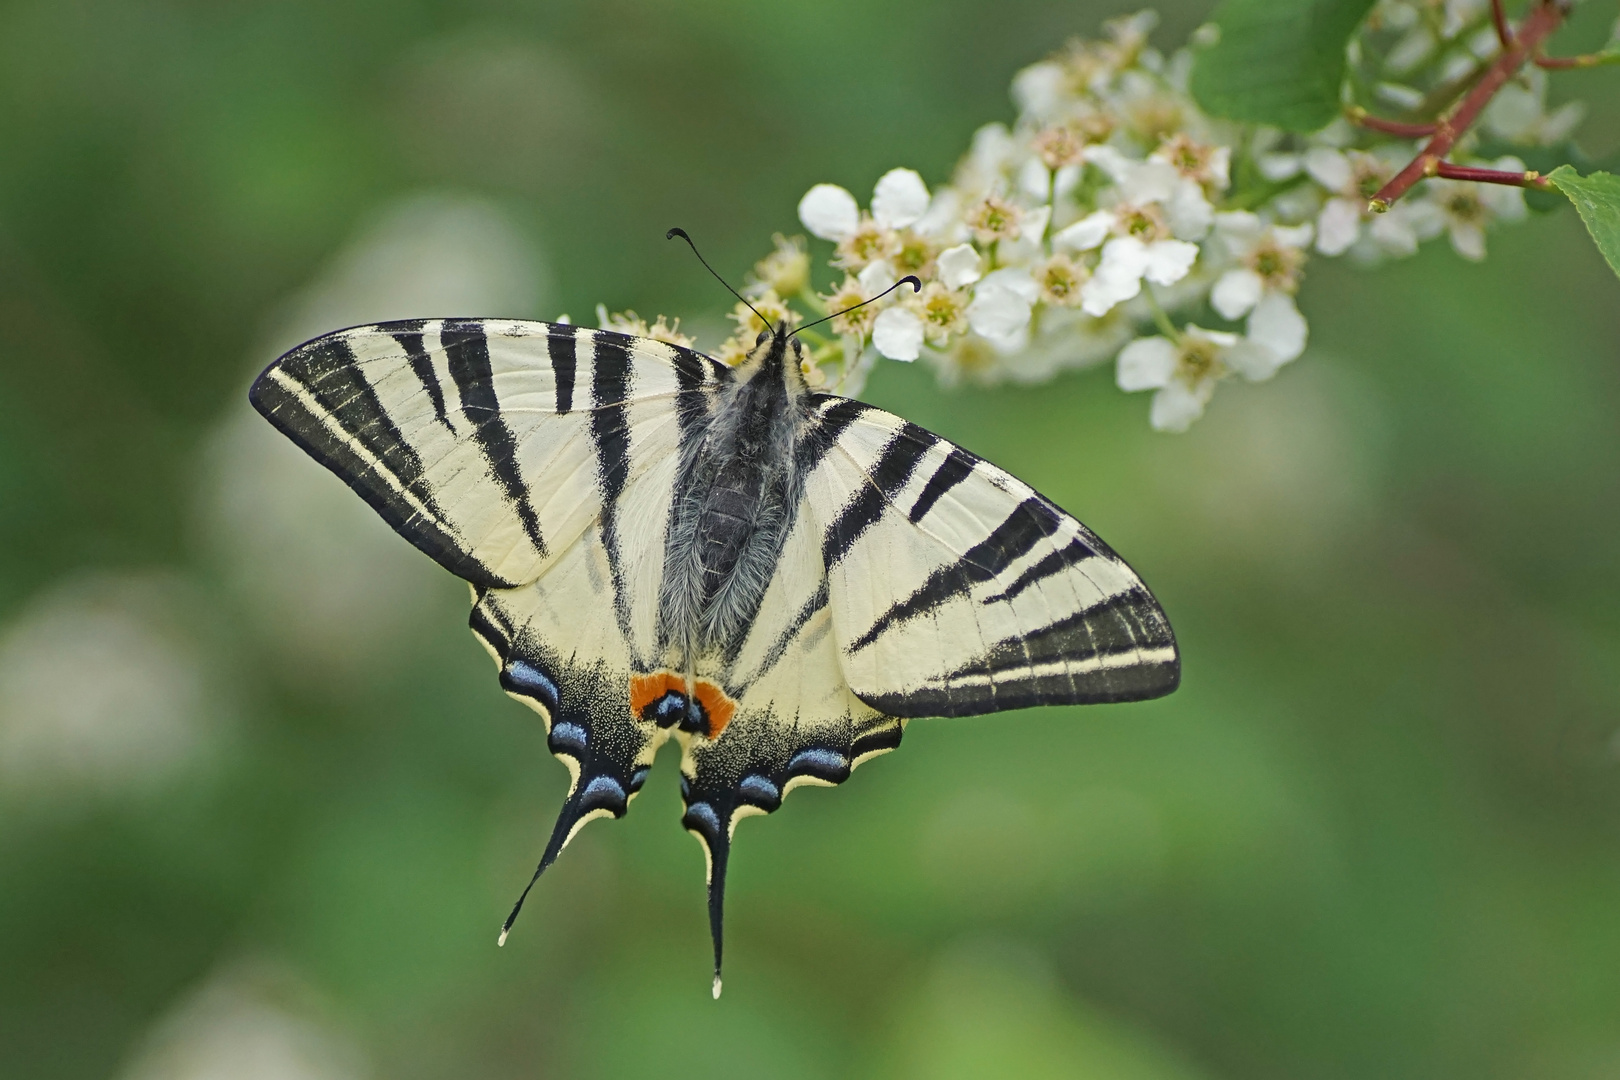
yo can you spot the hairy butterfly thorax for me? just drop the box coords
[247,229,1178,1000]
[658,325,812,668]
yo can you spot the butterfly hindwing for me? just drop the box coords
[800,398,1180,717]
[470,524,676,938]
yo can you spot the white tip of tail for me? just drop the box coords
[497,929,509,948]
[712,976,723,1000]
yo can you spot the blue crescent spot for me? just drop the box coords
[738,774,781,807]
[787,748,849,781]
[502,659,560,709]
[549,722,588,754]
[683,801,722,837]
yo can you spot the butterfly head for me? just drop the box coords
[734,320,807,390]
[667,226,917,383]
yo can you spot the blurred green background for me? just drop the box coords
[3,1,1620,1078]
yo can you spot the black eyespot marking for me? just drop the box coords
[642,689,711,734]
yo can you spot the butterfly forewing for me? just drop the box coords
[250,319,727,589]
[802,400,1179,717]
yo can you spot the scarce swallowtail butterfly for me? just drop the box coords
[249,235,1179,998]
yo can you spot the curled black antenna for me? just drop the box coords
[666,227,776,336]
[792,276,922,337]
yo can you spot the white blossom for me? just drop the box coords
[1086,146,1214,240]
[1080,234,1198,316]
[937,243,983,289]
[966,268,1037,347]
[1483,68,1585,146]
[798,183,860,241]
[871,168,931,229]
[1116,323,1291,431]
[597,8,1555,434]
[1242,292,1309,374]
[873,305,924,361]
[1209,214,1311,365]
[1011,61,1068,119]
[1305,145,1429,260]
[857,259,897,295]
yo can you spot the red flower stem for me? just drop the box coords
[1534,52,1610,69]
[1491,0,1513,48]
[1370,0,1569,212]
[1434,161,1553,188]
[1347,107,1437,138]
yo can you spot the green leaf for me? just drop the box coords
[1190,0,1377,133]
[1548,166,1620,280]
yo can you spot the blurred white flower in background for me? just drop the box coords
[1481,66,1585,146]
[118,962,368,1080]
[197,193,548,686]
[265,192,546,340]
[1117,323,1293,432]
[1404,160,1529,262]
[0,572,219,803]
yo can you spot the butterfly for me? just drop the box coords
[249,242,1179,997]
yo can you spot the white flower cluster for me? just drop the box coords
[596,8,1569,431]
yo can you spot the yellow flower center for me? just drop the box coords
[1446,192,1484,223]
[1118,204,1167,242]
[1177,339,1222,383]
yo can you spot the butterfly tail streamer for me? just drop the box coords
[499,770,630,945]
[707,832,729,999]
[497,791,578,945]
[682,792,732,999]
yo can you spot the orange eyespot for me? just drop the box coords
[692,681,736,737]
[629,671,736,739]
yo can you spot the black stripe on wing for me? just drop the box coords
[389,324,453,432]
[589,333,637,645]
[858,589,1179,716]
[847,495,1066,654]
[442,320,551,561]
[798,396,871,476]
[547,324,578,414]
[249,332,509,588]
[980,537,1097,606]
[822,422,938,568]
[817,411,1179,715]
[908,445,975,523]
